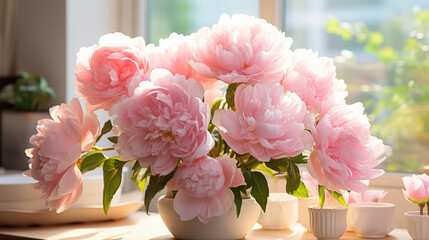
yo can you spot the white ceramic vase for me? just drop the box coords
[308,206,348,240]
[405,211,429,240]
[157,195,261,240]
[298,197,344,231]
[257,193,298,229]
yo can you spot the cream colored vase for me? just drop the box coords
[405,211,429,240]
[257,193,298,229]
[157,195,261,240]
[308,206,348,240]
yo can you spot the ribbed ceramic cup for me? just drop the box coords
[308,205,348,240]
[405,211,429,240]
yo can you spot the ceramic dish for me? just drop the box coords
[0,201,143,227]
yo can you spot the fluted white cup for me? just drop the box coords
[308,205,348,240]
[405,211,429,240]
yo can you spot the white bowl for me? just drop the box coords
[257,193,298,229]
[348,202,395,238]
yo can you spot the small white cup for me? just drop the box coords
[348,202,395,238]
[308,205,348,240]
[257,193,298,229]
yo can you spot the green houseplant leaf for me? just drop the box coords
[144,169,176,214]
[102,157,126,215]
[79,151,106,174]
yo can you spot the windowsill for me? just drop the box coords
[0,211,412,239]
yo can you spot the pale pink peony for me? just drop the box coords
[146,33,226,106]
[24,98,100,212]
[75,32,149,112]
[307,103,388,192]
[301,170,319,197]
[281,49,348,115]
[347,189,387,204]
[213,83,313,162]
[190,14,293,85]
[402,174,429,204]
[169,155,245,223]
[114,69,214,176]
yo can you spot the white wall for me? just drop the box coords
[15,0,66,107]
[65,0,120,103]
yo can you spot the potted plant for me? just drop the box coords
[0,72,55,170]
[402,174,429,240]
[23,14,389,240]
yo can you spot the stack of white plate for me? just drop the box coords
[0,169,114,212]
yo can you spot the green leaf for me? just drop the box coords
[290,154,308,164]
[327,189,347,207]
[225,83,239,110]
[286,161,301,194]
[245,155,261,169]
[131,162,150,193]
[288,180,310,198]
[208,127,222,158]
[210,98,223,122]
[230,185,246,218]
[248,171,269,212]
[243,170,254,188]
[265,157,288,172]
[103,157,126,215]
[254,164,275,178]
[79,151,106,174]
[144,170,176,214]
[318,185,325,209]
[131,161,142,183]
[108,136,118,144]
[96,120,113,143]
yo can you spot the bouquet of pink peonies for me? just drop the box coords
[24,14,389,223]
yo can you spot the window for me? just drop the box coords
[285,0,429,173]
[145,0,259,44]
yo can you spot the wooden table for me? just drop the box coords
[0,211,411,240]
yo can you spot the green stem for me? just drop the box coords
[92,146,115,151]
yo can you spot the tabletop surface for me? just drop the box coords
[0,211,411,240]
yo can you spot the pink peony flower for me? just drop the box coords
[169,155,245,223]
[301,170,319,198]
[75,32,149,112]
[402,174,429,204]
[307,103,388,192]
[347,189,387,204]
[24,98,100,212]
[147,33,226,106]
[281,49,348,115]
[190,14,293,85]
[213,83,314,162]
[114,69,214,176]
